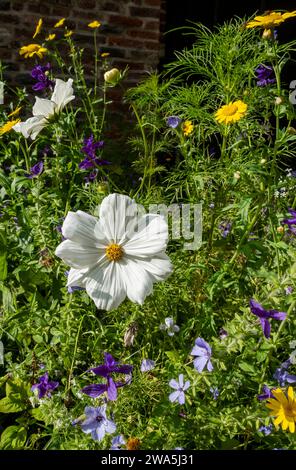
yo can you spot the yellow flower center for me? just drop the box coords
[223,104,238,116]
[285,404,296,418]
[105,243,123,262]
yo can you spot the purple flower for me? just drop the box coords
[160,317,180,336]
[191,337,213,373]
[210,387,219,400]
[140,358,155,373]
[282,208,296,230]
[79,135,110,169]
[169,374,190,405]
[257,384,273,401]
[84,169,98,183]
[26,161,44,178]
[80,405,116,442]
[285,286,293,295]
[219,328,228,340]
[258,424,273,436]
[218,221,232,238]
[81,353,133,401]
[255,64,276,87]
[249,299,287,339]
[110,435,126,450]
[166,116,182,129]
[31,63,54,92]
[274,359,296,386]
[31,372,59,399]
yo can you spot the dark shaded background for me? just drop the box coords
[163,0,296,84]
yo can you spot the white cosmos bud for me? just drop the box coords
[104,68,121,85]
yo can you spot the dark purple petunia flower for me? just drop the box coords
[166,116,182,129]
[255,64,276,87]
[273,359,296,386]
[31,372,59,399]
[249,299,287,338]
[258,384,273,401]
[31,63,54,92]
[81,353,133,401]
[26,161,44,178]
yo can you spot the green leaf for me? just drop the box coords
[238,362,255,374]
[0,397,25,413]
[0,425,27,449]
[0,227,7,281]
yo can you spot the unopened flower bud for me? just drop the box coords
[277,226,284,234]
[234,171,240,180]
[275,96,283,105]
[260,158,267,164]
[262,29,272,40]
[104,68,121,85]
[287,127,296,135]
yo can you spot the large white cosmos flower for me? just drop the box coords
[13,78,74,140]
[55,194,173,311]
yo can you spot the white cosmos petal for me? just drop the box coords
[99,193,139,243]
[126,253,172,282]
[51,78,75,112]
[66,267,88,287]
[32,97,55,117]
[55,239,103,269]
[62,210,105,247]
[85,262,126,311]
[94,218,118,247]
[13,116,47,140]
[123,214,168,258]
[118,258,153,305]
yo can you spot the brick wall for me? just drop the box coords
[0,0,165,88]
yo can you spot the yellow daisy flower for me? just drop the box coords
[101,52,110,58]
[19,44,48,59]
[8,106,22,118]
[246,10,296,29]
[45,34,56,41]
[54,18,66,28]
[88,20,101,29]
[215,100,247,125]
[33,18,43,39]
[0,119,21,135]
[266,387,296,433]
[64,30,73,38]
[182,120,194,136]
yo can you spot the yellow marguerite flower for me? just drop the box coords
[101,52,110,58]
[19,44,48,59]
[246,11,296,29]
[33,18,43,39]
[267,387,296,433]
[8,106,22,118]
[182,120,194,136]
[64,30,73,37]
[54,18,66,28]
[46,34,56,41]
[215,100,247,125]
[88,20,101,28]
[0,119,21,135]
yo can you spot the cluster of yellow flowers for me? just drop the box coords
[18,16,102,60]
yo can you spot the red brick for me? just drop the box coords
[108,14,143,28]
[27,3,53,14]
[49,6,71,16]
[11,1,24,11]
[127,29,159,40]
[0,13,20,24]
[102,2,122,13]
[107,36,143,49]
[129,6,160,18]
[77,0,96,8]
[143,20,159,30]
[145,0,161,5]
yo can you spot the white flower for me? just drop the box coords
[13,78,75,139]
[55,193,173,311]
[160,317,180,336]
